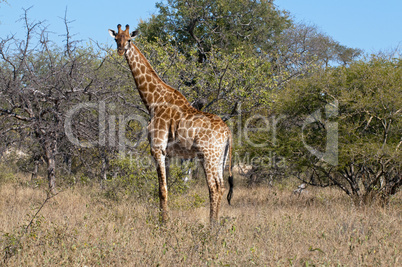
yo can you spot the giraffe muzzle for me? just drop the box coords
[117,49,125,56]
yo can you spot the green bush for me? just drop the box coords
[0,163,18,185]
[104,155,194,201]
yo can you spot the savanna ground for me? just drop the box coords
[0,169,400,266]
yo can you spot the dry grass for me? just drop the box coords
[0,175,401,266]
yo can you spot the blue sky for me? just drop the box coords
[275,0,402,53]
[0,0,401,53]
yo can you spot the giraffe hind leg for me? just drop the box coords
[203,159,224,224]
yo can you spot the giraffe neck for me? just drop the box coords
[125,43,188,113]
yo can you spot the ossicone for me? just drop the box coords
[108,24,139,39]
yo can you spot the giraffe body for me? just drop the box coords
[109,25,233,223]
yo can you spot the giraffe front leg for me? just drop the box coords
[151,147,169,223]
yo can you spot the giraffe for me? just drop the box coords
[109,24,233,224]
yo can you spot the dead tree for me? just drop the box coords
[0,10,108,192]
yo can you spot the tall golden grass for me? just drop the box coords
[0,174,400,266]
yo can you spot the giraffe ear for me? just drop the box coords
[130,30,139,39]
[108,29,116,38]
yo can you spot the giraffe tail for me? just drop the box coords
[226,133,234,205]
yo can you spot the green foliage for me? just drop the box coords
[105,155,194,201]
[105,156,157,201]
[140,0,290,54]
[168,163,194,195]
[270,53,402,203]
[0,162,18,185]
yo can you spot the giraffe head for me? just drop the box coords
[108,24,138,56]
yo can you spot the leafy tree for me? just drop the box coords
[271,53,401,204]
[140,0,290,60]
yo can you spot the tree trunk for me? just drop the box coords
[31,160,39,181]
[44,140,57,194]
[100,149,108,189]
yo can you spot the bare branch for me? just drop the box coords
[0,108,31,122]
